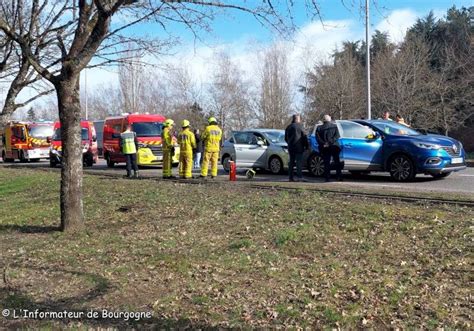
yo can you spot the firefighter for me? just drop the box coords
[177,120,196,179]
[162,119,176,179]
[200,117,222,179]
[120,124,139,178]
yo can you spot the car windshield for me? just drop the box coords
[132,122,163,137]
[371,121,421,136]
[28,125,54,138]
[263,130,286,143]
[52,128,89,141]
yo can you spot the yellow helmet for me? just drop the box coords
[182,119,190,128]
[208,117,217,124]
[164,119,174,127]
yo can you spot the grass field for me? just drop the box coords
[0,168,472,329]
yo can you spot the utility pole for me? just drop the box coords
[365,0,371,120]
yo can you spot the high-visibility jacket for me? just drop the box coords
[162,126,173,151]
[120,131,137,154]
[201,124,222,153]
[178,128,196,154]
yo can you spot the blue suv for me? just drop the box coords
[307,120,466,181]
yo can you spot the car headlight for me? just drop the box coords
[413,142,441,150]
[282,146,288,153]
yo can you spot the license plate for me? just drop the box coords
[157,156,163,161]
[451,157,463,164]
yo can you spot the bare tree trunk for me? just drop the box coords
[0,106,15,126]
[55,78,84,232]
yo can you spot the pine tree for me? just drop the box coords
[27,108,37,121]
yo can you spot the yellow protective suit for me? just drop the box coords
[177,128,196,179]
[162,126,174,178]
[200,124,222,177]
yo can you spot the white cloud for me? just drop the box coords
[375,9,418,43]
[3,7,438,112]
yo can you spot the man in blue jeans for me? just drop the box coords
[285,114,309,182]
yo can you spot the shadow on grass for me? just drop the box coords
[1,264,216,329]
[0,225,60,234]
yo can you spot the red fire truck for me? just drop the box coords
[103,113,179,167]
[49,120,99,167]
[1,121,54,162]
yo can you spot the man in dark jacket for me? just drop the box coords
[316,114,342,182]
[285,114,308,182]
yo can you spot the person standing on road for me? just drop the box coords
[178,120,197,179]
[120,124,139,178]
[316,115,342,182]
[193,128,203,169]
[200,117,222,179]
[162,119,176,179]
[285,114,309,182]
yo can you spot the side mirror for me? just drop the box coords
[257,140,265,146]
[46,137,51,143]
[92,135,97,142]
[366,131,380,140]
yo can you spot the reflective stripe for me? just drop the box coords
[162,127,173,150]
[202,125,222,152]
[121,132,137,154]
[178,129,196,154]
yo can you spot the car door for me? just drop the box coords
[233,131,267,167]
[339,121,383,170]
[249,132,269,167]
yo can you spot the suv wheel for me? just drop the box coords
[389,154,416,182]
[222,155,232,173]
[308,153,325,177]
[269,156,283,174]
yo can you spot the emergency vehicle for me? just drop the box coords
[49,120,99,167]
[103,113,180,167]
[1,121,54,162]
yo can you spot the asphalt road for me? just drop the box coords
[2,158,473,195]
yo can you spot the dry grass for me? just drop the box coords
[0,168,472,329]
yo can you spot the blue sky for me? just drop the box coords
[126,0,473,45]
[105,1,472,81]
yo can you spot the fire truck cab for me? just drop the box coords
[49,120,99,167]
[103,113,179,167]
[1,121,54,162]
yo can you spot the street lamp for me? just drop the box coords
[365,0,371,120]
